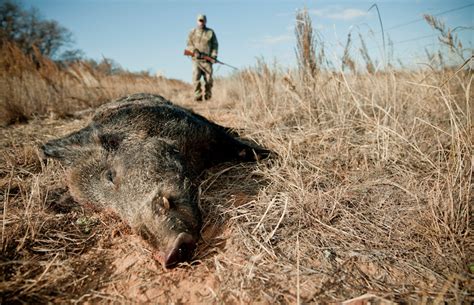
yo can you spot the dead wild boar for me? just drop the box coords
[41,93,269,268]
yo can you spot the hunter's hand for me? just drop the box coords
[210,56,217,64]
[193,49,201,58]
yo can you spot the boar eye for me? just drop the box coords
[105,169,116,183]
[139,225,151,241]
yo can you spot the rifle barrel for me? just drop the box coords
[217,61,238,70]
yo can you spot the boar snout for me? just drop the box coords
[165,232,197,268]
[154,232,197,269]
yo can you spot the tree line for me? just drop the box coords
[0,0,140,75]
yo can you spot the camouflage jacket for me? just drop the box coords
[186,27,218,60]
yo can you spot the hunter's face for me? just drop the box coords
[197,19,205,28]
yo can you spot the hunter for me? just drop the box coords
[186,14,218,101]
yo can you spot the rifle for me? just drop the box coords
[184,49,237,70]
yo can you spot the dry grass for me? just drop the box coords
[0,42,190,126]
[1,17,473,304]
[209,64,473,303]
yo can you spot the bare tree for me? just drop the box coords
[0,0,78,59]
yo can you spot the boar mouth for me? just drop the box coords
[154,232,197,269]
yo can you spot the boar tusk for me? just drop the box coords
[162,196,170,210]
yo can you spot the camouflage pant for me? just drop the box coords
[192,61,213,99]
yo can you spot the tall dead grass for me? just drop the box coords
[207,19,472,301]
[1,12,472,304]
[208,67,472,303]
[0,42,190,126]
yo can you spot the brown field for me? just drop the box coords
[0,37,472,304]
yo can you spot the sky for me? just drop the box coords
[20,0,474,82]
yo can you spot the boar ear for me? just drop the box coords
[237,146,273,162]
[41,125,96,164]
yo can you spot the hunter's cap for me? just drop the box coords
[197,14,207,22]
